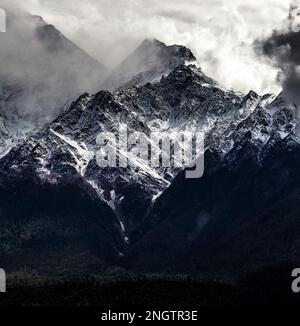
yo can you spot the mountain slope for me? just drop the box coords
[126,130,300,276]
[0,173,122,276]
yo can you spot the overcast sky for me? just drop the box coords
[0,0,295,95]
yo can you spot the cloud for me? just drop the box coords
[0,0,292,94]
[0,3,107,123]
[257,1,300,107]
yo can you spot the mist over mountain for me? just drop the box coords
[9,0,288,96]
[0,7,109,157]
[105,38,197,89]
[0,8,108,119]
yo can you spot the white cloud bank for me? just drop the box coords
[0,0,293,95]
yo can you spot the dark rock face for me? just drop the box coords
[126,137,300,276]
[0,25,300,279]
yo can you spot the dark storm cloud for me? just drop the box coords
[258,3,300,105]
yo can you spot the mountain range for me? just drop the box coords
[0,10,299,281]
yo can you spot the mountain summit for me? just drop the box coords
[105,38,197,88]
